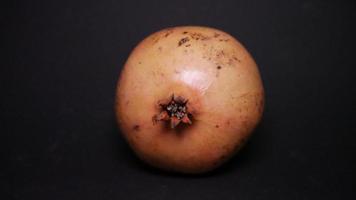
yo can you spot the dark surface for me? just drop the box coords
[2,0,356,199]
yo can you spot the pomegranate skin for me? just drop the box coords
[115,26,264,173]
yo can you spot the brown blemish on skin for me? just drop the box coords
[163,28,174,38]
[214,33,220,38]
[152,36,160,44]
[216,50,225,58]
[138,61,142,64]
[185,44,191,47]
[228,58,233,66]
[217,66,222,70]
[226,120,231,126]
[158,46,162,51]
[125,100,130,105]
[215,125,219,128]
[233,56,241,62]
[178,37,190,46]
[183,31,188,34]
[210,49,240,67]
[219,38,230,42]
[133,125,140,131]
[189,32,210,40]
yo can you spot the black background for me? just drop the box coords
[2,0,356,199]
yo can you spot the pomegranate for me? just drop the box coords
[115,26,264,173]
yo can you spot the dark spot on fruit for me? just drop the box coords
[133,125,140,131]
[138,61,142,64]
[214,33,220,38]
[153,37,160,44]
[226,120,230,125]
[185,44,191,47]
[178,37,190,46]
[164,32,170,37]
[158,46,162,51]
[219,38,229,42]
[183,31,188,34]
[189,32,210,40]
[233,56,241,62]
[216,50,225,58]
[228,58,233,65]
[215,125,219,128]
[217,66,222,70]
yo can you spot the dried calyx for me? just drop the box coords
[154,94,192,129]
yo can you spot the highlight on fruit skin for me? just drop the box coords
[115,26,264,174]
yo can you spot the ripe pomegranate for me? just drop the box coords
[115,26,264,173]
